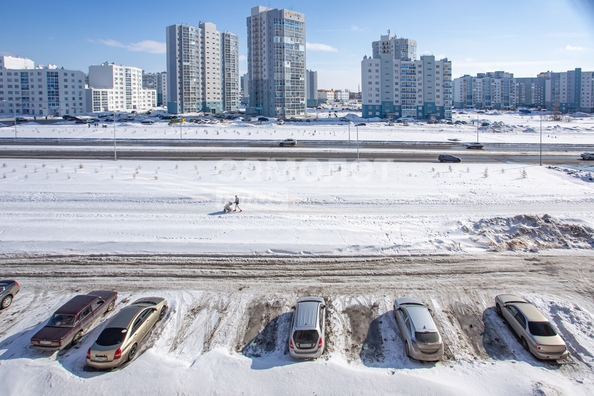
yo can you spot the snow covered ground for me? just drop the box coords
[1,111,594,395]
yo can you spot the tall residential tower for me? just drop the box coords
[166,22,238,114]
[247,6,306,117]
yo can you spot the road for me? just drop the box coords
[0,138,591,164]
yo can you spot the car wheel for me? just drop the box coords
[159,306,167,321]
[521,338,529,351]
[279,143,284,147]
[495,303,502,316]
[72,331,83,347]
[1,295,13,309]
[405,341,412,358]
[106,301,115,312]
[128,343,138,361]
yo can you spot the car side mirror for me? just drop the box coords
[321,305,326,309]
[97,300,104,305]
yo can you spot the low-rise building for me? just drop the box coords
[86,62,156,113]
[0,56,86,117]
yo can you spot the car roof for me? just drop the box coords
[396,297,424,307]
[498,294,528,304]
[295,301,321,329]
[403,305,438,332]
[131,297,165,306]
[106,305,148,329]
[55,295,98,315]
[508,302,549,322]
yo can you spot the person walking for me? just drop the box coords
[234,195,242,212]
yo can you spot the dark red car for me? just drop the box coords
[30,290,117,351]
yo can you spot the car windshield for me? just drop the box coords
[96,328,128,346]
[528,321,557,337]
[415,331,440,343]
[48,314,76,327]
[294,330,319,343]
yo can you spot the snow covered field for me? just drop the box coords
[1,111,594,395]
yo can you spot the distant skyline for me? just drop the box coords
[2,0,593,91]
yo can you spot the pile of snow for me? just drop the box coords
[548,166,594,182]
[480,121,515,133]
[465,214,594,252]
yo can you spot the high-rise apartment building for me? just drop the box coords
[362,35,452,120]
[142,71,167,106]
[453,71,516,110]
[306,69,318,107]
[0,56,86,117]
[86,62,156,113]
[247,6,306,117]
[166,22,239,114]
[372,33,417,61]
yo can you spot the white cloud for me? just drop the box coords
[94,39,165,54]
[350,25,365,32]
[565,44,584,51]
[127,40,166,54]
[239,55,247,61]
[307,43,338,52]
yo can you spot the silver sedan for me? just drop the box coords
[86,297,168,369]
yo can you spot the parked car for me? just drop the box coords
[393,297,444,361]
[279,138,297,147]
[258,117,269,122]
[140,120,155,125]
[30,291,117,351]
[0,280,20,310]
[438,154,461,163]
[581,152,594,160]
[289,297,326,359]
[465,142,484,149]
[495,294,568,360]
[87,297,167,369]
[75,119,88,124]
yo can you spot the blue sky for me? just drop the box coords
[1,0,593,91]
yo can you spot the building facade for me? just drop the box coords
[0,56,86,117]
[142,71,167,106]
[306,69,318,107]
[453,71,516,110]
[221,31,240,112]
[86,62,156,113]
[247,6,306,117]
[372,33,417,61]
[362,51,453,120]
[166,22,238,114]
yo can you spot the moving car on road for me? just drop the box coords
[495,294,568,360]
[87,297,168,369]
[438,154,461,163]
[279,138,297,147]
[289,297,326,359]
[0,280,20,310]
[465,142,484,149]
[30,290,117,351]
[393,297,444,361]
[581,152,594,160]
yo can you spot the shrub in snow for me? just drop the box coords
[521,168,527,179]
[449,165,453,173]
[25,174,28,179]
[23,164,27,168]
[67,174,71,180]
[2,163,6,167]
[55,168,59,173]
[154,175,158,180]
[2,174,5,179]
[484,168,489,178]
[431,167,435,172]
[79,163,84,169]
[467,167,470,173]
[12,168,16,173]
[501,168,505,174]
[42,163,46,168]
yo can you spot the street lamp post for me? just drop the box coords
[539,118,542,166]
[356,124,360,162]
[113,112,117,161]
[476,112,479,143]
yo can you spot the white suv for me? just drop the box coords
[289,297,326,359]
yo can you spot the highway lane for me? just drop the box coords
[0,146,588,164]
